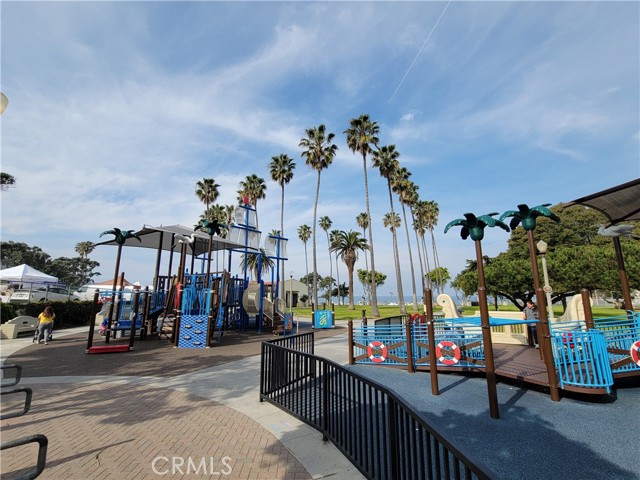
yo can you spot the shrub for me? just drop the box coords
[19,301,95,328]
[1,303,18,323]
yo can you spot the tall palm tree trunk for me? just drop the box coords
[430,228,442,293]
[304,242,310,305]
[335,252,341,305]
[387,183,406,314]
[312,173,321,308]
[279,184,285,301]
[325,231,333,306]
[401,203,418,311]
[361,225,370,305]
[411,208,426,295]
[362,153,379,317]
[421,234,432,290]
[347,261,355,309]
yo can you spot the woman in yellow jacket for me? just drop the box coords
[36,305,55,344]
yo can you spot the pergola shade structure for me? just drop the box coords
[96,224,252,255]
[561,178,640,225]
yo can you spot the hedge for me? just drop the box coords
[1,301,95,329]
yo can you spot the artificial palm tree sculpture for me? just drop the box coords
[99,228,142,341]
[345,114,381,316]
[299,124,338,309]
[297,224,312,305]
[444,212,510,419]
[331,230,369,309]
[499,204,561,402]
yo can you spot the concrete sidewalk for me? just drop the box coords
[1,328,364,480]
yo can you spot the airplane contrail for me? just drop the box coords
[389,0,452,103]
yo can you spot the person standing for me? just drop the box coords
[36,305,55,345]
[523,300,539,348]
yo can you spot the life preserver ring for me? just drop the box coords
[562,332,575,349]
[435,340,461,365]
[367,341,387,363]
[410,313,422,324]
[630,341,640,367]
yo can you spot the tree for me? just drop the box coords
[240,248,274,280]
[357,269,386,308]
[428,267,450,294]
[269,153,296,299]
[413,200,433,290]
[237,174,267,227]
[299,124,338,309]
[345,114,381,316]
[74,241,95,259]
[331,283,349,304]
[48,257,100,287]
[298,224,312,304]
[382,211,406,313]
[395,176,422,305]
[423,200,442,293]
[450,205,640,310]
[1,241,51,271]
[1,172,16,191]
[319,216,333,303]
[319,276,336,304]
[195,178,220,220]
[330,229,343,305]
[355,212,371,305]
[331,230,369,309]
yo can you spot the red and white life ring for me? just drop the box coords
[630,341,640,367]
[562,332,575,349]
[367,341,387,363]
[435,341,461,365]
[410,313,423,324]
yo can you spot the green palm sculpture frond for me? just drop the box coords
[100,228,142,245]
[499,203,560,231]
[195,219,226,236]
[444,212,509,241]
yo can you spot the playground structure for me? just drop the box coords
[349,289,639,398]
[88,203,292,351]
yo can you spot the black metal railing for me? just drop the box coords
[1,364,48,479]
[260,334,494,480]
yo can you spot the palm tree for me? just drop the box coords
[423,200,442,293]
[382,212,405,313]
[269,153,296,300]
[331,230,369,309]
[345,114,381,316]
[240,248,274,280]
[355,212,370,304]
[330,229,342,305]
[299,124,338,309]
[372,145,406,314]
[414,200,433,289]
[319,216,333,304]
[195,178,220,220]
[238,174,267,227]
[75,241,95,259]
[75,241,96,285]
[392,172,419,311]
[297,224,312,304]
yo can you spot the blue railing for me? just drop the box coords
[593,313,640,374]
[353,324,410,366]
[550,329,614,392]
[413,323,485,368]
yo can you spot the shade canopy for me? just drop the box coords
[0,264,58,284]
[95,224,257,256]
[561,178,640,225]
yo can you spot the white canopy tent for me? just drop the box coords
[0,264,58,284]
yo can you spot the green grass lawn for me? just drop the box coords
[291,303,627,321]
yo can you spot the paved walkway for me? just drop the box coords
[1,326,365,480]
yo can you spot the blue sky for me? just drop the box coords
[1,1,639,299]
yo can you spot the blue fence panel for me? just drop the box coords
[550,329,613,392]
[593,314,640,374]
[412,322,484,368]
[353,324,409,366]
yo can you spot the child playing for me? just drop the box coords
[36,305,55,344]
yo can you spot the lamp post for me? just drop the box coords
[290,271,296,334]
[536,240,555,322]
